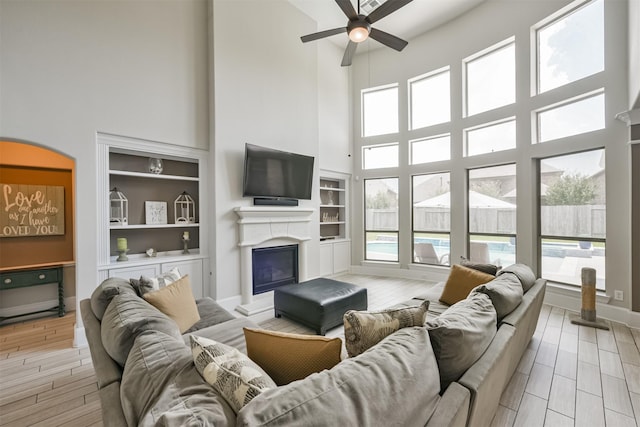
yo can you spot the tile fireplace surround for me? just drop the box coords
[234,206,314,316]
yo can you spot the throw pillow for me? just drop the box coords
[343,300,430,357]
[497,263,537,292]
[471,272,523,321]
[439,264,495,306]
[190,335,276,414]
[427,292,497,392]
[243,327,342,386]
[460,256,499,276]
[133,267,182,296]
[143,275,200,333]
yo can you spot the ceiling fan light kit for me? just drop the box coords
[301,0,414,66]
[347,19,371,42]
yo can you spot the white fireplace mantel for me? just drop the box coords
[234,206,315,315]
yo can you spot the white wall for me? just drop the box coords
[630,0,640,109]
[0,0,209,339]
[211,0,350,302]
[349,0,632,312]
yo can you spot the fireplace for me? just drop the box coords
[234,206,314,316]
[252,244,298,294]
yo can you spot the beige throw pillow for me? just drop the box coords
[143,275,200,333]
[439,264,495,306]
[243,327,342,386]
[343,300,430,357]
[190,335,276,414]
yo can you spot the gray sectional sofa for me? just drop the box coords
[81,263,545,426]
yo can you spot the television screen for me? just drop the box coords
[242,143,314,200]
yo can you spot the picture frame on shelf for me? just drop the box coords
[145,201,168,225]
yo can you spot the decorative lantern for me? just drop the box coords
[174,191,195,223]
[109,187,128,226]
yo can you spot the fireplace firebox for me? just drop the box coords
[252,244,298,295]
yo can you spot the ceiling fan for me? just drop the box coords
[300,0,414,67]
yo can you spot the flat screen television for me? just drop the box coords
[242,143,314,201]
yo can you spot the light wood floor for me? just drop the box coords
[2,273,640,426]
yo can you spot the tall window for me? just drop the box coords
[540,149,606,289]
[363,143,399,169]
[468,164,517,266]
[536,0,604,93]
[365,178,399,262]
[465,39,515,116]
[412,173,451,266]
[409,68,450,130]
[362,84,399,137]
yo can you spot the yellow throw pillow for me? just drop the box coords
[243,327,342,386]
[439,264,495,306]
[143,275,200,333]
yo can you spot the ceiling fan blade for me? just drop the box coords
[301,27,347,43]
[335,0,358,19]
[366,0,414,24]
[369,27,408,51]
[341,41,358,67]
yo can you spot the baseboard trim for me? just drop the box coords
[544,287,637,326]
[74,325,87,348]
[0,296,76,322]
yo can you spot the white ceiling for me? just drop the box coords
[289,0,486,49]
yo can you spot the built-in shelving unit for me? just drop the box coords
[96,133,209,298]
[319,171,351,276]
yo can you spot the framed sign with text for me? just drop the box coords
[1,183,65,238]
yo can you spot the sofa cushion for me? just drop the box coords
[440,264,495,305]
[472,272,523,321]
[185,317,259,354]
[121,330,235,426]
[343,300,429,357]
[190,335,276,414]
[101,292,181,366]
[497,263,537,292]
[143,275,200,333]
[460,256,499,276]
[427,292,497,392]
[184,297,237,333]
[131,267,182,296]
[90,277,137,321]
[237,326,442,427]
[243,327,342,386]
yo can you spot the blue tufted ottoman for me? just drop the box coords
[274,278,368,335]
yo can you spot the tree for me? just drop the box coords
[544,173,595,205]
[366,191,395,209]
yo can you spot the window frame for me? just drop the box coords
[411,172,451,266]
[364,177,400,262]
[361,83,400,138]
[408,66,451,131]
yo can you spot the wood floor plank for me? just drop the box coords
[601,373,634,417]
[554,349,577,380]
[525,363,554,400]
[535,342,558,368]
[623,362,640,394]
[605,409,637,427]
[599,349,625,379]
[575,390,605,427]
[618,340,640,366]
[548,374,576,418]
[544,409,574,427]
[578,340,600,366]
[513,393,547,427]
[597,328,618,353]
[577,360,602,396]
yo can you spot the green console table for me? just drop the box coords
[0,263,69,323]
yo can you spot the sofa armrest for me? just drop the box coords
[98,382,128,427]
[458,324,516,427]
[79,299,122,389]
[426,382,470,427]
